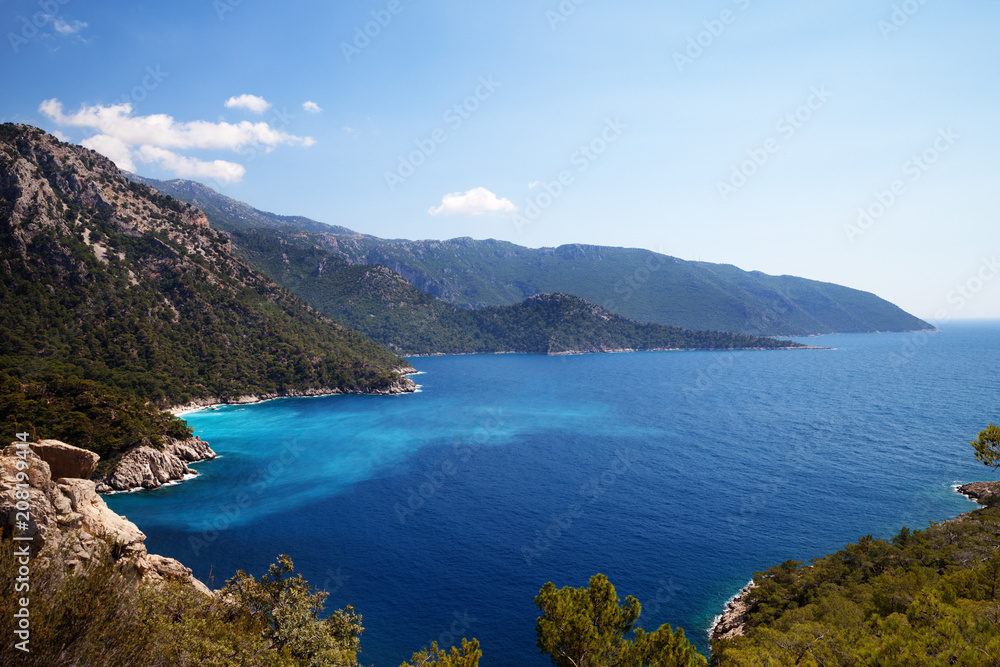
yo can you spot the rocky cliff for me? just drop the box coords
[96,436,216,493]
[0,440,210,595]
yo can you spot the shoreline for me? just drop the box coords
[709,581,758,644]
[405,345,829,358]
[169,372,419,417]
[709,480,994,647]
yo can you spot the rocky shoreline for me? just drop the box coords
[168,374,418,416]
[1,440,211,595]
[710,581,758,643]
[956,481,1000,504]
[96,436,217,493]
[709,483,1000,644]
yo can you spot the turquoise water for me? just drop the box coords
[107,322,1000,665]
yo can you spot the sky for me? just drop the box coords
[3,0,998,320]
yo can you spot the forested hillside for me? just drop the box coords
[229,226,803,355]
[133,175,932,337]
[0,125,412,459]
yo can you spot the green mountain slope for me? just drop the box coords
[0,125,412,458]
[133,176,931,337]
[217,227,803,355]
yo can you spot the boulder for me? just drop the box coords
[26,439,100,479]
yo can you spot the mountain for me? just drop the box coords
[222,225,802,355]
[132,176,932,337]
[0,124,413,461]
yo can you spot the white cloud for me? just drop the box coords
[135,146,246,183]
[528,181,542,189]
[224,94,272,114]
[81,135,135,172]
[428,187,517,216]
[302,101,322,113]
[52,18,87,35]
[40,98,313,183]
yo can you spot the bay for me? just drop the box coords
[107,321,1000,665]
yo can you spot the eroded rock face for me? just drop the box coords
[96,436,217,493]
[29,439,100,480]
[0,442,210,595]
[164,436,217,463]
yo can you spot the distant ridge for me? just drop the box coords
[132,175,933,337]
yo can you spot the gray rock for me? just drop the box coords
[25,439,100,479]
[98,437,216,492]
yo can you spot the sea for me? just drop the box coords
[106,321,1000,665]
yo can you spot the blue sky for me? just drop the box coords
[4,0,998,320]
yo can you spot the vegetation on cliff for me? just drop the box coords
[0,124,411,460]
[710,425,1000,666]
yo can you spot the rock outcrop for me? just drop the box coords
[711,582,758,642]
[96,436,216,493]
[29,439,100,479]
[957,481,1000,505]
[0,441,210,595]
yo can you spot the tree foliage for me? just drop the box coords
[712,506,1000,666]
[400,638,482,667]
[972,424,1000,469]
[535,573,707,667]
[225,227,802,356]
[0,124,410,462]
[220,555,363,667]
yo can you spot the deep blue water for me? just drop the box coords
[107,322,1000,665]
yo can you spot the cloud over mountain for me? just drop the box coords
[39,98,313,183]
[428,187,517,216]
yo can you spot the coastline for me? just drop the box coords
[406,345,829,358]
[709,581,758,644]
[709,480,992,647]
[168,372,418,417]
